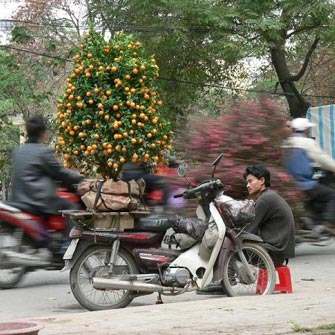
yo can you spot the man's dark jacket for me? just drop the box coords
[12,143,82,214]
[246,188,295,260]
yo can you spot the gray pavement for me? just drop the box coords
[29,284,335,335]
[25,244,335,335]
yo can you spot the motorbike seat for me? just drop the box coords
[1,201,42,216]
[0,201,21,213]
[134,215,172,232]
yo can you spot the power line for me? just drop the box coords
[0,44,70,61]
[0,18,178,33]
[1,43,335,100]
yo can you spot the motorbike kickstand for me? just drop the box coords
[156,292,164,304]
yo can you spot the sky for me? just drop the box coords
[0,0,23,43]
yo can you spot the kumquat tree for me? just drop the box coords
[54,29,173,180]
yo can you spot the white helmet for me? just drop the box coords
[290,118,315,131]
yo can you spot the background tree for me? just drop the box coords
[8,0,88,123]
[9,0,335,123]
[81,0,249,123]
[0,121,19,200]
[82,0,335,119]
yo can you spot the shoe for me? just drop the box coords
[69,226,83,238]
[196,283,226,295]
[35,248,52,261]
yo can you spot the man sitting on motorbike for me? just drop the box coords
[282,117,335,229]
[244,164,295,266]
[11,115,83,251]
[198,163,295,295]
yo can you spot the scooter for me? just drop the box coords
[62,153,276,311]
[296,169,335,246]
[0,189,80,289]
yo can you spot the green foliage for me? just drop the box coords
[0,122,19,184]
[291,322,335,333]
[83,0,335,118]
[11,26,34,44]
[84,0,248,123]
[0,49,50,122]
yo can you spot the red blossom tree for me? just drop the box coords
[171,99,305,223]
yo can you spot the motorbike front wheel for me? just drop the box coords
[0,231,26,289]
[0,267,26,289]
[222,242,276,297]
[70,245,138,311]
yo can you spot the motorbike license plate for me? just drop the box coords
[63,238,79,260]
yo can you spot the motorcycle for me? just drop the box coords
[0,188,80,289]
[295,169,335,246]
[63,153,276,311]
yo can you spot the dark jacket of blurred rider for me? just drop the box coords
[11,115,82,216]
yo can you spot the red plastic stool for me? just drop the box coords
[256,265,293,294]
[274,265,293,293]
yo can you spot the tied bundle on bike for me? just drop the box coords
[216,194,255,227]
[201,195,255,256]
[77,178,146,212]
[167,215,208,250]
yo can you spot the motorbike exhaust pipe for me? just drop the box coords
[92,277,179,293]
[0,250,50,268]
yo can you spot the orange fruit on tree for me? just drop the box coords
[54,29,173,180]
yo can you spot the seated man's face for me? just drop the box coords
[246,174,265,196]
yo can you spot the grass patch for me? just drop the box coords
[291,323,335,334]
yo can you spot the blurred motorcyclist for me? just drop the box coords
[282,117,335,228]
[121,161,169,206]
[11,115,83,232]
[121,149,181,207]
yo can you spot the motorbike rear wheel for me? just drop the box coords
[222,242,276,297]
[70,245,138,311]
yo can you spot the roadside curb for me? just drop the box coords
[30,287,335,335]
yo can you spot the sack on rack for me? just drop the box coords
[216,194,255,227]
[78,178,145,212]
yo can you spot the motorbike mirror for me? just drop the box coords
[211,153,224,167]
[211,153,224,178]
[178,163,188,177]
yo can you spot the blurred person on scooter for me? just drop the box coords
[121,153,174,208]
[11,115,83,255]
[282,117,335,231]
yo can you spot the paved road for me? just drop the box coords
[1,242,334,322]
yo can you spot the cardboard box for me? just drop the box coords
[92,213,134,231]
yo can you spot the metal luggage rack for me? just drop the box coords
[60,209,151,231]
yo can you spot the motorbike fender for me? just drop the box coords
[62,239,92,271]
[212,231,264,282]
[238,231,264,243]
[212,238,233,282]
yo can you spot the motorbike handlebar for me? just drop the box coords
[173,179,224,200]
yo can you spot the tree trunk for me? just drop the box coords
[1,179,5,200]
[271,47,311,118]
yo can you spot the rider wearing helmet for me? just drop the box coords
[282,117,335,228]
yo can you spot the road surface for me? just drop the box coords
[0,242,334,321]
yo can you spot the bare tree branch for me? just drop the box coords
[290,37,320,82]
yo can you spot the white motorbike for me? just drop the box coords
[63,153,276,311]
